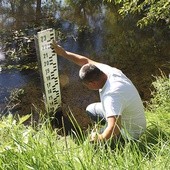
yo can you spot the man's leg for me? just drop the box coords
[86,102,106,125]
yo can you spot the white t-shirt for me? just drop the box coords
[96,63,146,139]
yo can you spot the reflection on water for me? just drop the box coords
[0,51,5,61]
[0,71,30,103]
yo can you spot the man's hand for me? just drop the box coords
[51,40,67,57]
[90,131,98,142]
[90,125,104,142]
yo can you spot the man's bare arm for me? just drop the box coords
[90,116,121,141]
[100,116,121,140]
[51,40,97,66]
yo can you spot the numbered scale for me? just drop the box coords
[34,28,61,113]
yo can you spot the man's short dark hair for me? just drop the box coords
[79,64,103,82]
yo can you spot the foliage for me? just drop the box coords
[0,29,39,72]
[102,13,168,74]
[4,30,35,62]
[66,0,103,13]
[0,27,63,72]
[2,88,25,115]
[0,0,61,29]
[149,72,170,113]
[0,0,35,28]
[105,0,170,27]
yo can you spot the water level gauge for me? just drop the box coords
[34,28,61,113]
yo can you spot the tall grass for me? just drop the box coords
[0,74,169,170]
[149,72,170,114]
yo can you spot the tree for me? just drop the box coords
[66,0,104,25]
[105,0,170,27]
[0,0,36,29]
[36,0,42,26]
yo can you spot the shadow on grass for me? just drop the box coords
[50,108,88,144]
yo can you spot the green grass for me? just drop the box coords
[0,75,169,170]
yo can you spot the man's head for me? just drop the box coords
[79,63,107,90]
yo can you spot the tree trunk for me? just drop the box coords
[36,0,42,26]
[15,0,25,29]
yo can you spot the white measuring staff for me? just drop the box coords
[34,28,61,113]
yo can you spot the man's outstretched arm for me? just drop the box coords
[51,40,97,66]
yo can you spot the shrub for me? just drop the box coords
[149,72,170,113]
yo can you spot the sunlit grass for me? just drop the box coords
[0,111,169,169]
[0,75,169,169]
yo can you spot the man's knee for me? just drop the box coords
[86,103,96,114]
[85,103,106,124]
